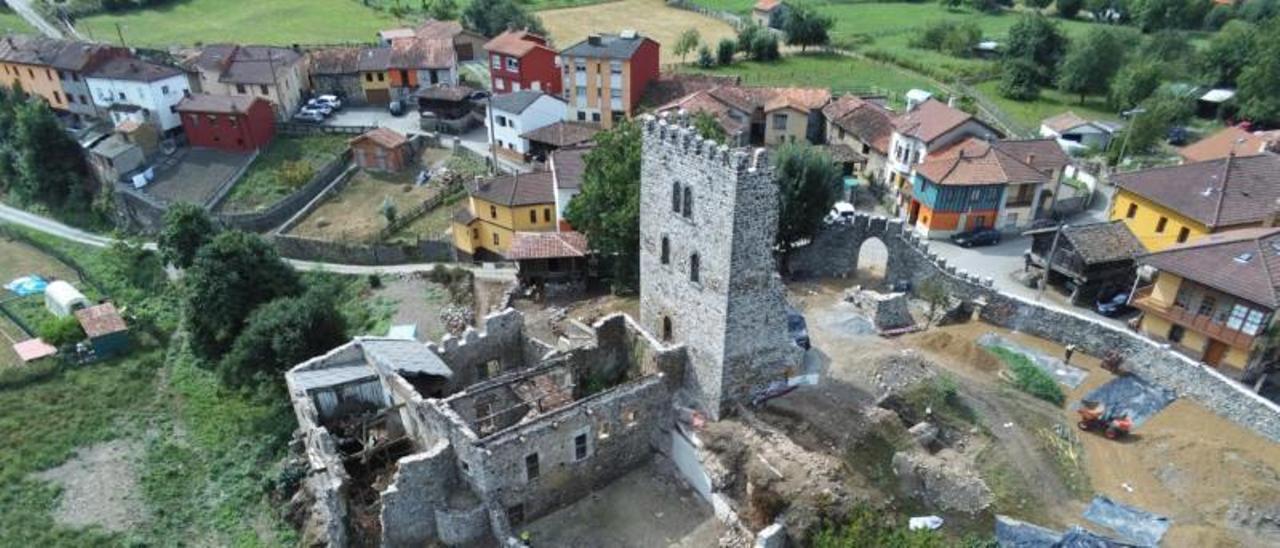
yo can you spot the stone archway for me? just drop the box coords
[853,236,889,288]
[789,214,914,287]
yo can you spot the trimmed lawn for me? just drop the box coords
[975,80,1118,131]
[75,0,401,47]
[221,134,348,213]
[685,53,939,104]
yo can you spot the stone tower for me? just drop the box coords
[638,114,802,419]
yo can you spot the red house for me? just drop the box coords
[484,30,562,95]
[176,94,276,152]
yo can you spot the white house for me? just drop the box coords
[882,93,999,210]
[85,57,190,133]
[1039,111,1119,154]
[550,145,590,225]
[487,90,567,163]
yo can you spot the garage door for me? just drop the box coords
[365,88,391,105]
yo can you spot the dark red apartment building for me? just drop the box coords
[176,93,275,152]
[483,30,562,95]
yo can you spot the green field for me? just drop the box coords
[685,53,939,104]
[975,79,1117,130]
[0,10,34,34]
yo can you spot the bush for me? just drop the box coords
[716,38,736,65]
[911,20,982,58]
[697,45,716,68]
[988,346,1065,405]
[38,315,86,347]
[751,33,781,62]
[276,160,314,189]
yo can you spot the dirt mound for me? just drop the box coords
[869,349,937,397]
[32,439,149,532]
[910,331,1001,373]
[892,449,994,515]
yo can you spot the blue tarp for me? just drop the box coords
[995,515,1134,548]
[4,275,48,297]
[1082,496,1171,546]
[1079,375,1176,428]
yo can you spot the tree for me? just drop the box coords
[674,28,702,64]
[184,230,302,360]
[380,195,398,224]
[1118,92,1193,158]
[1056,0,1083,18]
[1135,0,1200,31]
[737,23,763,54]
[692,111,727,144]
[564,120,642,292]
[917,278,952,327]
[752,32,781,62]
[159,202,219,269]
[1240,0,1280,22]
[1025,0,1053,10]
[999,57,1043,100]
[1002,14,1068,86]
[1202,4,1232,30]
[696,45,716,68]
[428,0,458,20]
[1109,61,1163,111]
[773,144,840,269]
[1236,18,1280,125]
[717,38,737,65]
[11,101,91,209]
[783,5,834,52]
[218,288,348,389]
[462,0,544,36]
[1140,30,1194,66]
[1199,20,1258,87]
[1057,27,1128,103]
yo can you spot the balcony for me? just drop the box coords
[1131,286,1257,349]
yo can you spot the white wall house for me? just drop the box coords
[1039,111,1118,154]
[86,57,190,133]
[487,90,566,160]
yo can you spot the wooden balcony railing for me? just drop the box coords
[1131,286,1257,349]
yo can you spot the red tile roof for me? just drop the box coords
[351,127,408,149]
[470,171,555,207]
[894,98,990,144]
[755,0,783,11]
[176,93,264,114]
[75,303,127,338]
[484,30,550,58]
[1178,126,1275,163]
[1041,111,1091,134]
[1141,227,1280,308]
[917,138,1048,186]
[823,94,895,154]
[507,231,590,260]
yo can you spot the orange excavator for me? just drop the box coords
[1077,400,1132,439]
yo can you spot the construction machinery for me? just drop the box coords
[1077,400,1132,439]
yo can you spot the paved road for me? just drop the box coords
[5,0,64,38]
[0,202,516,279]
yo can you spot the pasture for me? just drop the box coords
[540,0,739,65]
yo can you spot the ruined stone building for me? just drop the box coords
[284,114,803,546]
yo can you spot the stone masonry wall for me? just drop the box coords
[801,212,1280,442]
[427,309,529,390]
[638,113,801,419]
[380,440,457,547]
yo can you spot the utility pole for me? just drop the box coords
[1038,223,1067,302]
[1115,108,1145,169]
[485,94,498,175]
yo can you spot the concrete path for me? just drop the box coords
[0,202,516,279]
[5,0,64,38]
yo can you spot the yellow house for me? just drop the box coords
[452,171,557,260]
[0,35,70,111]
[1131,228,1280,374]
[1109,154,1280,251]
[357,47,392,105]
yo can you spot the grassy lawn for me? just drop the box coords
[540,0,737,65]
[0,10,35,34]
[974,79,1117,130]
[222,134,348,213]
[685,53,939,104]
[386,188,468,243]
[75,0,401,47]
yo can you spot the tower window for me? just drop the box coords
[661,316,672,341]
[672,182,681,212]
[660,236,670,265]
[690,253,700,283]
[525,453,540,481]
[682,187,693,219]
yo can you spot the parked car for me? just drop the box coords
[389,98,406,116]
[292,111,325,124]
[823,201,856,225]
[1094,290,1134,317]
[304,99,334,116]
[949,227,1001,248]
[786,307,811,350]
[468,90,491,101]
[315,94,343,111]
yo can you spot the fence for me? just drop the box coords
[278,123,377,136]
[669,1,747,30]
[218,150,354,233]
[376,181,466,242]
[272,233,454,265]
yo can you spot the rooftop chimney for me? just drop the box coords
[587,34,603,46]
[1026,153,1036,166]
[1267,198,1280,228]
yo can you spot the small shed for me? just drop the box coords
[506,231,591,288]
[75,303,131,358]
[44,281,89,318]
[1028,221,1144,304]
[350,128,411,172]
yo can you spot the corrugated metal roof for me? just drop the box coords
[291,362,376,392]
[360,337,453,378]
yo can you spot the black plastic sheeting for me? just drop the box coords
[1077,375,1176,428]
[1083,495,1171,546]
[995,515,1137,547]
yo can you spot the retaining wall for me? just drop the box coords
[271,233,454,265]
[793,213,1280,442]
